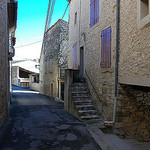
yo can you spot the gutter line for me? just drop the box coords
[113,0,120,123]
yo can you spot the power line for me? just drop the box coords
[15,40,42,48]
[62,3,69,20]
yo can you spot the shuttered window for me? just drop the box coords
[74,12,77,25]
[90,0,99,27]
[101,27,111,68]
[49,58,53,73]
[73,44,77,70]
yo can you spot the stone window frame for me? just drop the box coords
[137,0,150,29]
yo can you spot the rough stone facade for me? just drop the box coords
[68,0,150,141]
[0,0,9,127]
[68,0,116,120]
[116,85,150,142]
[119,1,150,87]
[40,20,69,99]
[115,1,150,141]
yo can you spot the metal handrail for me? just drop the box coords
[85,70,104,111]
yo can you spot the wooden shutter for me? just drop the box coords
[90,0,95,27]
[49,58,53,73]
[95,0,99,24]
[73,44,77,70]
[101,27,111,68]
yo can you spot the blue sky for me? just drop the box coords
[14,0,69,60]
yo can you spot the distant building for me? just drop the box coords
[40,19,69,100]
[29,73,40,91]
[12,66,36,88]
[0,0,18,127]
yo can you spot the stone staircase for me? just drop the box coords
[70,83,101,121]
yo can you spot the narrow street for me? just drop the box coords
[0,86,101,150]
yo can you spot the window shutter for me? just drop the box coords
[49,59,53,73]
[90,0,95,27]
[45,61,47,73]
[106,27,111,68]
[73,44,77,70]
[101,27,111,68]
[95,0,99,24]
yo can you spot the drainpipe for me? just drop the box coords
[113,0,120,123]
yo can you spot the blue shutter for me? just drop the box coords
[95,0,99,24]
[90,0,94,27]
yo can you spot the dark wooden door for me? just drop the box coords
[61,82,64,101]
[51,83,53,97]
[80,47,84,79]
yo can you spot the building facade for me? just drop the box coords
[0,0,17,127]
[67,0,116,120]
[116,0,150,141]
[67,0,150,141]
[40,19,69,100]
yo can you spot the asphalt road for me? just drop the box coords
[0,86,101,150]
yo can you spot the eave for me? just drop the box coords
[7,1,18,29]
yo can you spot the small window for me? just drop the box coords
[140,0,149,19]
[101,27,111,68]
[90,0,99,27]
[74,12,77,25]
[137,0,150,28]
[45,61,47,74]
[49,58,53,73]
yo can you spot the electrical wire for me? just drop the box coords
[61,3,69,20]
[15,40,42,48]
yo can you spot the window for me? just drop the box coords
[73,44,77,70]
[45,61,47,74]
[140,0,149,19]
[74,12,77,25]
[101,27,111,68]
[90,0,99,27]
[137,0,150,28]
[49,58,53,73]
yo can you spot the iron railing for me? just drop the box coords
[85,70,104,111]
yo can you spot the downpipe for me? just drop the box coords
[113,0,120,124]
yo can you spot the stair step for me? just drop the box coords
[71,83,87,87]
[73,95,91,98]
[79,110,97,113]
[80,115,100,120]
[74,100,93,103]
[76,105,95,110]
[71,91,89,94]
[70,87,88,91]
[78,110,97,115]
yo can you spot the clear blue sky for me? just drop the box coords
[14,0,69,60]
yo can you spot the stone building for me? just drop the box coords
[66,0,150,141]
[29,73,40,91]
[40,19,69,100]
[12,66,36,88]
[66,0,116,120]
[0,0,17,127]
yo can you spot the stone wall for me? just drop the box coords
[119,1,150,87]
[68,0,116,120]
[40,20,69,98]
[30,83,40,92]
[0,0,9,127]
[116,85,150,142]
[115,1,150,142]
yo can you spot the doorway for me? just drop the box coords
[61,82,64,101]
[51,83,53,97]
[80,47,84,80]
